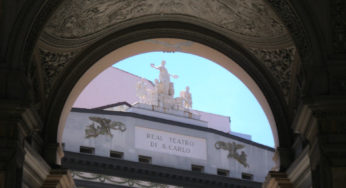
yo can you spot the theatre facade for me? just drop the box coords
[61,66,274,187]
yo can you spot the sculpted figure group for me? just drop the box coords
[136,60,192,110]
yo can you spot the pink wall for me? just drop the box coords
[73,67,153,108]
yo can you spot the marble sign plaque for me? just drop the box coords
[135,126,207,160]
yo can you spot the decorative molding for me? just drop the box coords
[286,147,312,188]
[249,47,296,101]
[144,39,194,52]
[214,141,249,168]
[85,116,126,138]
[63,151,263,188]
[43,0,288,42]
[72,171,181,188]
[267,0,312,61]
[39,48,76,96]
[262,171,293,188]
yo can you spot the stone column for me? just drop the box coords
[0,104,40,188]
[293,97,346,188]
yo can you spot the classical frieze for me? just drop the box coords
[249,47,296,101]
[44,0,287,42]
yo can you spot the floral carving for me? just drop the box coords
[215,141,249,168]
[44,0,287,40]
[85,116,126,138]
[39,49,76,95]
[250,47,296,101]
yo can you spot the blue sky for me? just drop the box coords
[113,52,274,147]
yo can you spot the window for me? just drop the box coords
[241,173,253,180]
[110,150,124,159]
[138,155,152,163]
[191,165,204,173]
[217,169,229,176]
[79,146,94,154]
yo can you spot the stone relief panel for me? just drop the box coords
[44,0,287,40]
[85,116,126,138]
[215,141,249,168]
[39,0,299,103]
[249,47,296,101]
[39,49,77,95]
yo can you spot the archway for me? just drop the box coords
[43,22,291,170]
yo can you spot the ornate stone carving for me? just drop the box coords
[44,0,287,41]
[72,171,180,188]
[267,0,312,61]
[215,141,249,168]
[39,49,76,95]
[136,61,192,111]
[85,116,126,138]
[249,47,296,101]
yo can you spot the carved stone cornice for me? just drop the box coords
[262,171,293,188]
[41,168,76,188]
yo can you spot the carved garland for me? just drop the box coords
[215,141,249,168]
[72,171,180,188]
[85,116,126,138]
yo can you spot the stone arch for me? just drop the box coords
[43,21,292,169]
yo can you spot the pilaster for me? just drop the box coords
[0,103,41,188]
[292,96,346,188]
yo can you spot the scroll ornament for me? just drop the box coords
[215,141,249,168]
[85,116,126,138]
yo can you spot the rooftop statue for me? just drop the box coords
[180,86,192,109]
[150,60,178,96]
[136,60,192,111]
